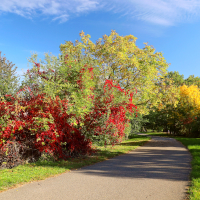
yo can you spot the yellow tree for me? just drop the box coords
[60,30,169,114]
[179,85,200,117]
[175,85,200,135]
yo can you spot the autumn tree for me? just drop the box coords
[152,72,200,134]
[60,30,169,114]
[0,51,19,98]
[177,85,200,136]
[22,31,171,138]
[144,84,200,136]
[143,71,182,133]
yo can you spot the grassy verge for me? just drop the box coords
[0,134,150,193]
[145,131,200,200]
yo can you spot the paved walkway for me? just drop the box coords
[0,135,191,200]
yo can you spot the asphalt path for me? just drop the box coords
[0,134,191,200]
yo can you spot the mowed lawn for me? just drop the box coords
[0,134,150,193]
[176,138,200,200]
[145,131,200,200]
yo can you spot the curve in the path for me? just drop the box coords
[0,136,191,200]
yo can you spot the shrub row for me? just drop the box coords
[0,58,137,169]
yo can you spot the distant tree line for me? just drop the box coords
[143,71,200,137]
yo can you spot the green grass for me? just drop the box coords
[0,134,150,193]
[145,131,200,200]
[175,138,200,200]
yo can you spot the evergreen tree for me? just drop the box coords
[0,51,19,97]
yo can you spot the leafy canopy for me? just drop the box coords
[60,30,169,114]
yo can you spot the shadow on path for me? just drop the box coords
[77,136,191,182]
[0,135,192,200]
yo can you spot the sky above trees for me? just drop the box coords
[0,0,200,82]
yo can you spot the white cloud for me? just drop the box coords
[145,16,174,26]
[0,0,200,26]
[0,0,99,22]
[52,14,69,23]
[106,0,200,26]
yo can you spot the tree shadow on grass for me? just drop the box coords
[28,138,149,169]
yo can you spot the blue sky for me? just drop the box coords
[1,0,200,83]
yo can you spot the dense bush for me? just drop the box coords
[0,59,137,168]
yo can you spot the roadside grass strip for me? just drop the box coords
[175,138,200,200]
[145,131,200,200]
[0,135,150,193]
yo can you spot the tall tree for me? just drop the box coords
[60,30,169,114]
[0,51,19,98]
[22,31,170,115]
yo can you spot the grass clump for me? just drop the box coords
[0,134,150,193]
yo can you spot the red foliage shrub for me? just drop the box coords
[0,60,137,168]
[76,79,137,145]
[0,94,93,165]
